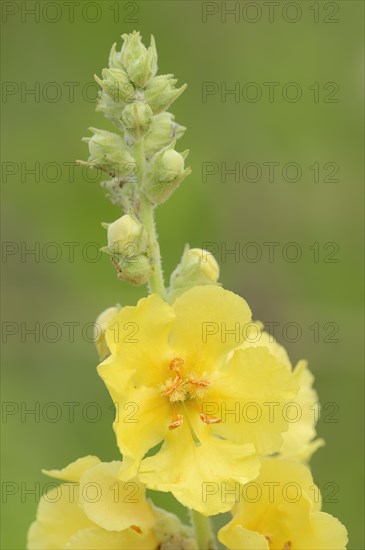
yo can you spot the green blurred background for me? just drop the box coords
[1,1,363,548]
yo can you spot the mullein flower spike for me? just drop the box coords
[28,31,347,550]
[87,32,189,221]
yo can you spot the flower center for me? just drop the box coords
[159,357,221,433]
[160,357,210,403]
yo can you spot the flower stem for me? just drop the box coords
[190,510,216,550]
[134,139,166,298]
[139,196,166,297]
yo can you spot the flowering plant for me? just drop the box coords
[28,32,347,550]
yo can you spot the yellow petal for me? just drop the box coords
[27,485,93,549]
[280,360,324,461]
[237,329,292,370]
[79,461,155,531]
[170,286,252,373]
[100,293,174,388]
[207,346,298,455]
[42,456,101,482]
[65,526,159,550]
[94,306,120,359]
[221,458,348,550]
[218,523,269,550]
[299,511,348,549]
[111,386,171,478]
[139,414,259,515]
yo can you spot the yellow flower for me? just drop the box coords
[98,286,299,514]
[237,329,324,461]
[218,458,348,550]
[27,456,158,550]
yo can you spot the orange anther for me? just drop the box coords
[200,413,221,425]
[169,357,185,371]
[168,414,183,430]
[189,378,210,387]
[161,375,182,396]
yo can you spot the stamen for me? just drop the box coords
[169,357,185,371]
[283,543,291,550]
[200,413,221,425]
[168,414,183,430]
[131,525,142,534]
[161,375,182,396]
[189,377,210,387]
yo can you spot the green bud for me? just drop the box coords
[144,75,187,114]
[184,248,220,281]
[119,32,158,88]
[168,245,220,302]
[95,68,136,104]
[121,101,153,141]
[144,144,191,205]
[105,213,147,256]
[158,149,185,182]
[83,128,135,178]
[153,507,198,550]
[144,112,186,159]
[116,254,151,286]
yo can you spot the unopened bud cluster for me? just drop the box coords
[79,32,192,286]
[82,31,189,208]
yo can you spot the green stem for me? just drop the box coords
[139,196,166,297]
[133,139,145,188]
[190,510,216,550]
[133,139,166,298]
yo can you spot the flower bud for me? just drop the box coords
[94,306,120,359]
[121,102,153,141]
[105,214,147,256]
[144,144,191,205]
[185,248,220,281]
[157,149,185,183]
[144,112,186,159]
[83,128,135,178]
[116,254,151,286]
[95,68,136,104]
[144,75,187,114]
[168,245,220,302]
[118,32,158,88]
[153,508,198,550]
